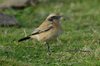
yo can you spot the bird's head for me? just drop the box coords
[46,13,62,22]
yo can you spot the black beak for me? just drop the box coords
[55,16,61,19]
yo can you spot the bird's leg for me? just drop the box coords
[45,42,51,55]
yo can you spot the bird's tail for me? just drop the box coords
[18,36,30,42]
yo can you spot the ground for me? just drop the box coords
[0,0,100,66]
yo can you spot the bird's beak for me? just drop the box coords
[58,15,63,20]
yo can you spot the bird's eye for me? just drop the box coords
[48,18,53,21]
[48,17,53,21]
[48,16,57,21]
[51,16,57,19]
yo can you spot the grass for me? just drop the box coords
[0,0,100,66]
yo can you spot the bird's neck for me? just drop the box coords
[53,20,61,28]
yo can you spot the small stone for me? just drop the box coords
[0,13,20,27]
[0,0,38,9]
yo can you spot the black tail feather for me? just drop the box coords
[18,36,30,42]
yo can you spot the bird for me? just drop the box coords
[18,13,63,53]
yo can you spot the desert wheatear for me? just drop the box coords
[18,13,63,53]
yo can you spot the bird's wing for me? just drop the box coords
[31,24,53,35]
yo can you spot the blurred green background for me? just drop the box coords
[0,0,100,66]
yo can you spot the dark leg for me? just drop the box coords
[46,42,51,55]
